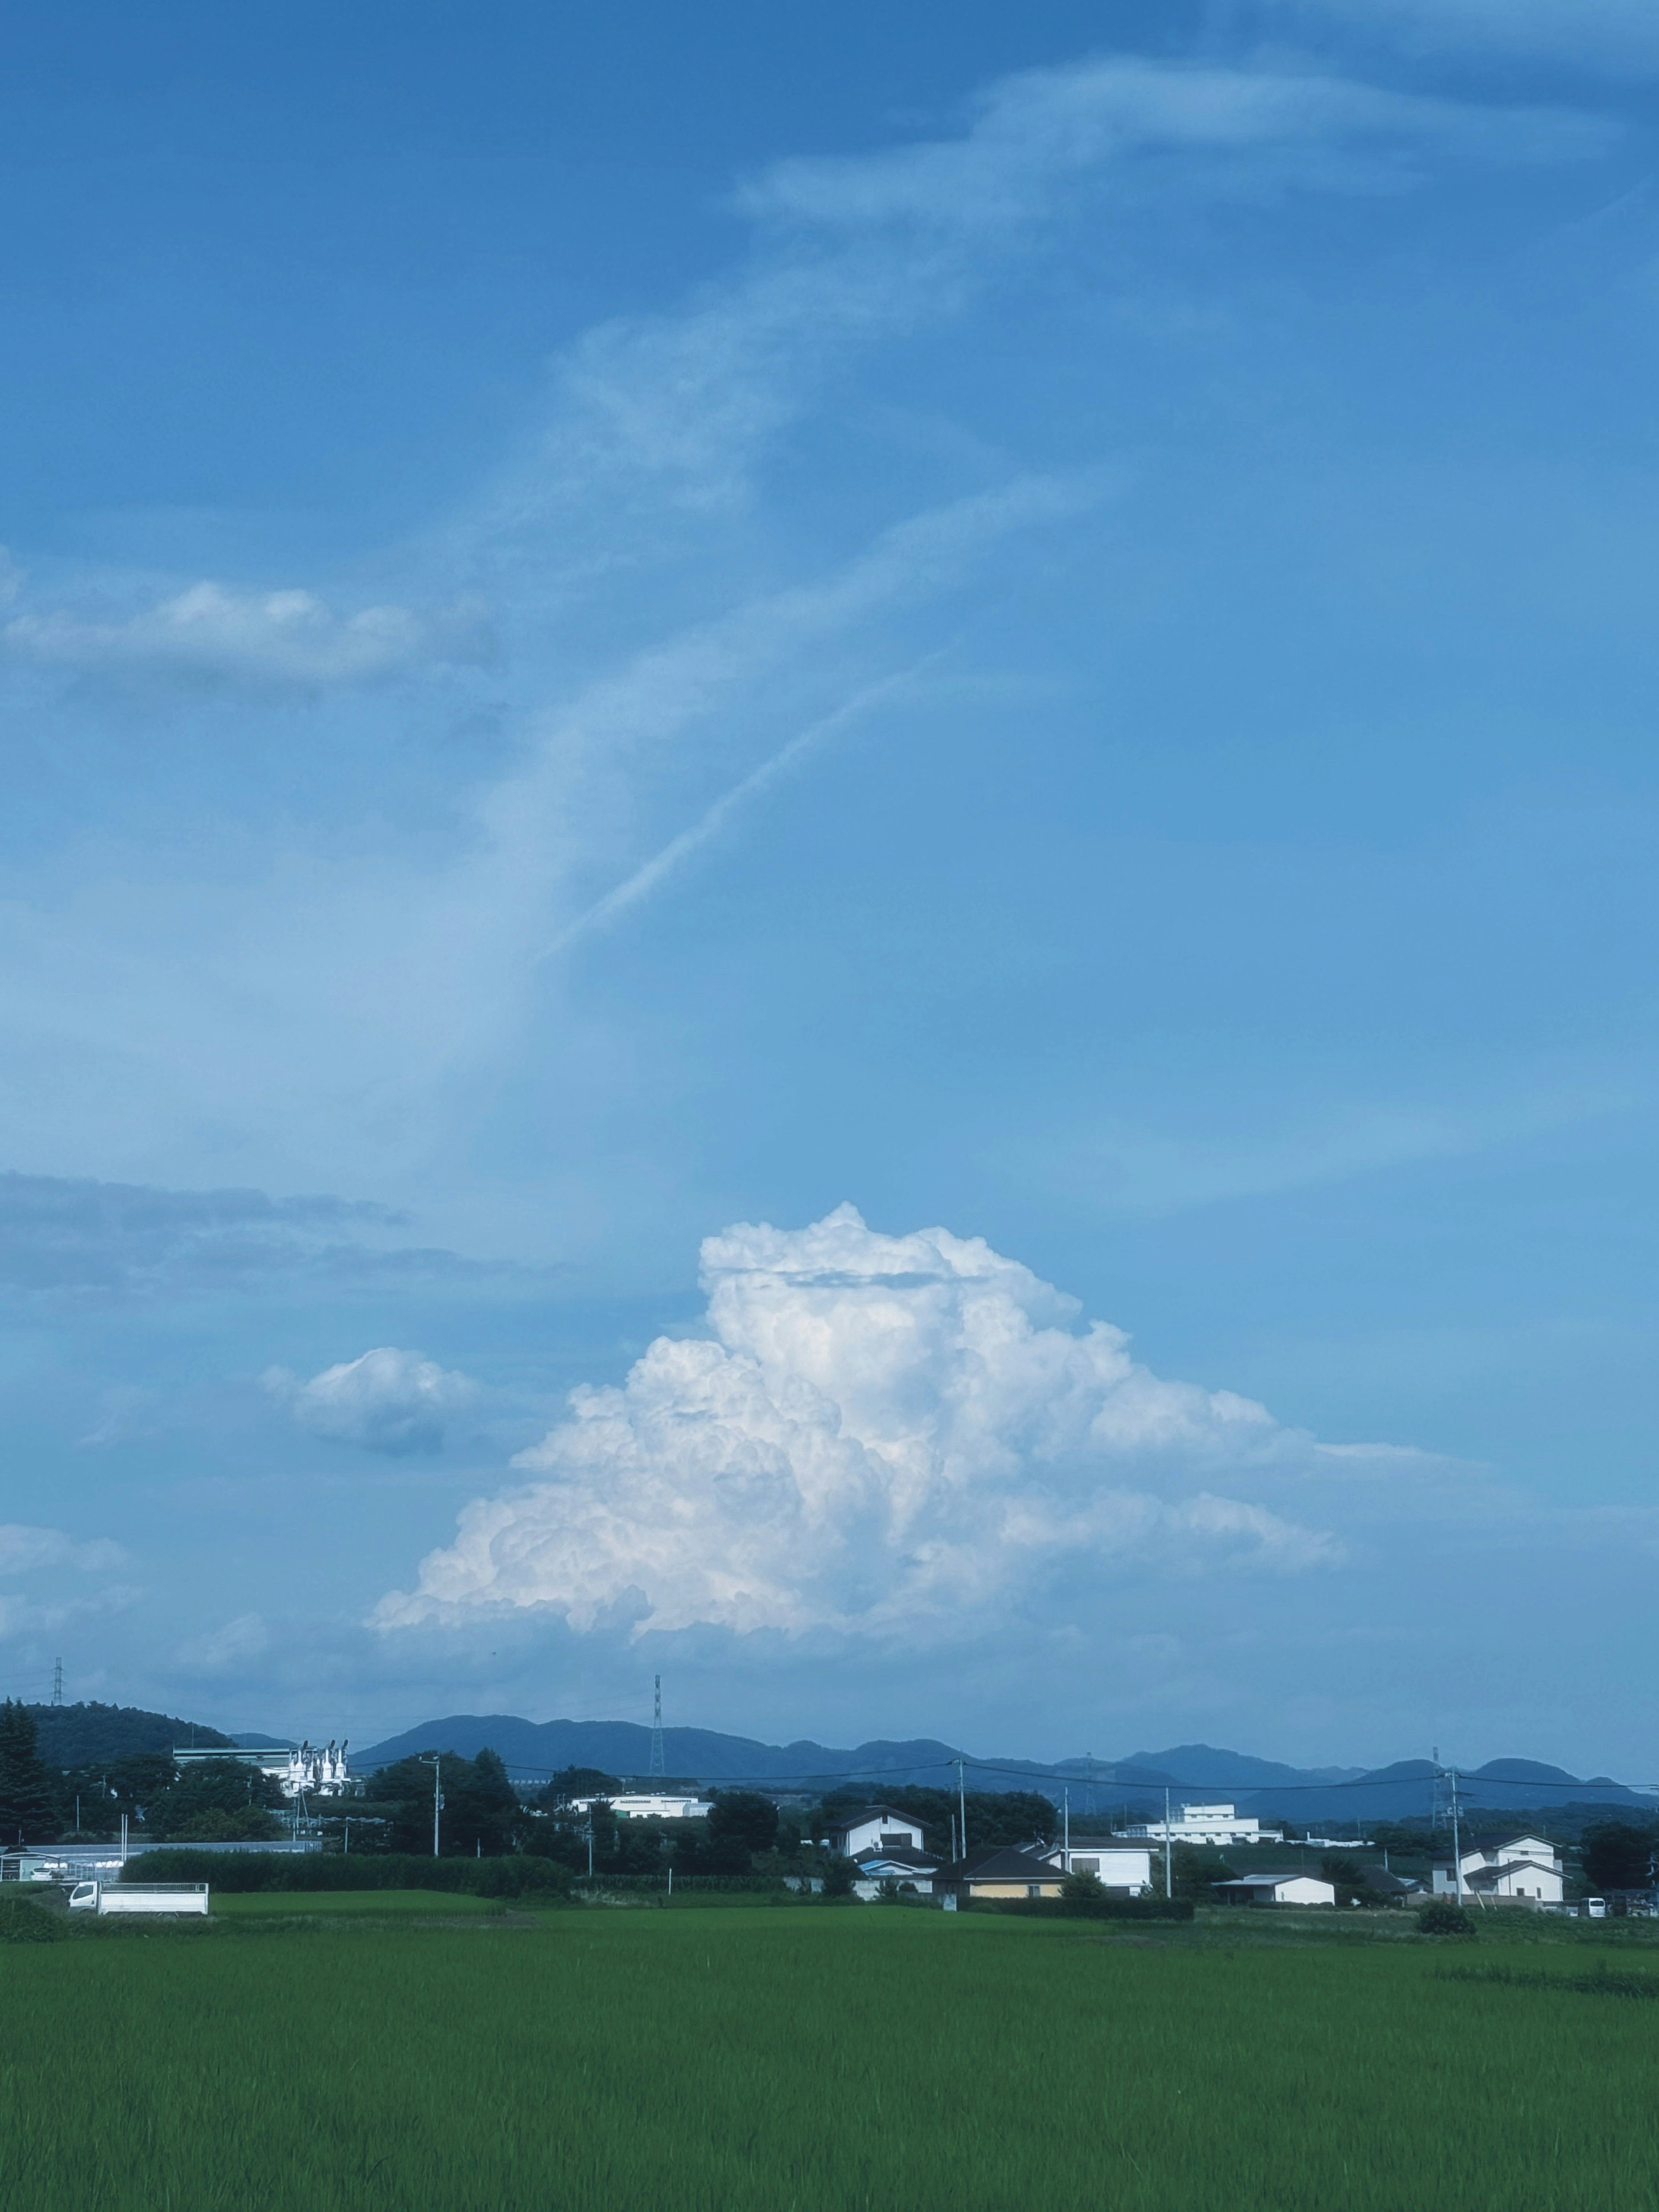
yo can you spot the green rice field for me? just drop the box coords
[4,1901,1659,2211]
[211,1888,508,1916]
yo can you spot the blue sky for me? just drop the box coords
[3,0,1658,1770]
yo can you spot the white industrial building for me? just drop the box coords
[1431,1833,1564,1906]
[173,1740,351,1799]
[1122,1802,1283,1847]
[567,1792,713,1820]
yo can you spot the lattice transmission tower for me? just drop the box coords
[51,1657,63,1707]
[650,1675,664,1779]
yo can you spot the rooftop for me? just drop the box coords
[941,1846,1064,1882]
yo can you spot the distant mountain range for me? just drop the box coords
[354,1714,1652,1822]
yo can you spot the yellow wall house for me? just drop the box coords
[944,1847,1070,1901]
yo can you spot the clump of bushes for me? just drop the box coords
[0,1895,64,1943]
[1060,1870,1112,1915]
[1417,1899,1476,1937]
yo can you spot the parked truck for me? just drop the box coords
[68,1882,210,1916]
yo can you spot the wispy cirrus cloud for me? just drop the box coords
[0,50,1624,1203]
[1269,0,1659,75]
[741,55,1608,236]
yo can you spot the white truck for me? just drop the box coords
[68,1882,210,1916]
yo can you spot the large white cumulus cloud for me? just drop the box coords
[375,1207,1348,1642]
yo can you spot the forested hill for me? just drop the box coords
[356,1713,965,1786]
[25,1702,235,1767]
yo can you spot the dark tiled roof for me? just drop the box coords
[941,1846,1065,1882]
[825,1805,921,1831]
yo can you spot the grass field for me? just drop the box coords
[211,1889,508,1917]
[5,1903,1659,2210]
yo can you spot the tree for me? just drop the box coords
[536,1767,621,1811]
[146,1757,286,1840]
[106,1753,179,1820]
[821,1855,857,1897]
[706,1791,779,1870]
[1060,1869,1110,1916]
[0,1701,56,1845]
[169,1806,285,1842]
[372,1748,524,1856]
[459,1748,525,1856]
[1320,1853,1370,1906]
[1168,1846,1237,1901]
[1580,1822,1657,1895]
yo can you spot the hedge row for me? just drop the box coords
[572,1873,788,1894]
[0,1895,64,1943]
[123,1851,575,1897]
[973,1895,1196,1922]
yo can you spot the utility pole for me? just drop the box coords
[1063,1786,1070,1865]
[956,1759,968,1862]
[1449,1764,1464,1906]
[420,1754,442,1858]
[1163,1788,1176,1898]
[650,1676,664,1781]
[51,1658,63,1707]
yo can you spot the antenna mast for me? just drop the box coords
[51,1658,63,1707]
[650,1675,664,1780]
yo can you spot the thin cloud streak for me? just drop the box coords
[539,657,946,961]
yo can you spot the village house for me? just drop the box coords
[851,1844,941,1898]
[818,1805,927,1858]
[1213,1868,1338,1907]
[939,1846,1070,1902]
[1042,1836,1153,1893]
[1430,1833,1564,1905]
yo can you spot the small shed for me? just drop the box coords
[1214,1869,1337,1907]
